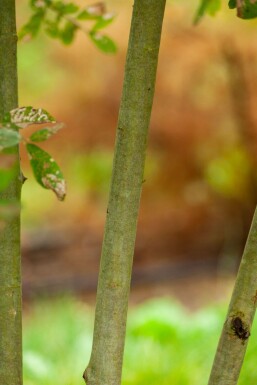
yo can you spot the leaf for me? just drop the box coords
[92,13,115,31]
[236,0,257,19]
[61,21,77,45]
[26,143,66,201]
[29,123,64,142]
[77,10,96,20]
[19,9,45,40]
[89,31,117,53]
[0,128,21,150]
[77,2,106,20]
[30,0,50,10]
[3,107,55,128]
[62,3,79,14]
[45,20,61,38]
[87,2,106,15]
[194,0,222,24]
[208,0,222,15]
[228,0,236,9]
[52,1,79,14]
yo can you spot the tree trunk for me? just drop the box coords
[0,1,22,385]
[83,1,166,384]
[208,206,257,385]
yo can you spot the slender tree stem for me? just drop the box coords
[208,206,257,385]
[83,1,166,384]
[0,1,22,385]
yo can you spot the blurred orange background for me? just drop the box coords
[17,0,257,307]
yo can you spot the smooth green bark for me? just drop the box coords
[83,1,166,384]
[208,207,257,385]
[0,1,22,385]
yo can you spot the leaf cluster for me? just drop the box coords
[19,0,117,53]
[230,0,257,19]
[0,106,66,202]
[195,0,257,23]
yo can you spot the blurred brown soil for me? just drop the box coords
[21,215,236,309]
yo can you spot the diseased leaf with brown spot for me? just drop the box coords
[3,106,55,128]
[26,143,66,201]
[236,0,257,19]
[29,123,64,142]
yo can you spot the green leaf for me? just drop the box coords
[3,107,55,128]
[26,143,66,201]
[194,0,222,24]
[19,9,45,40]
[92,13,115,31]
[236,0,257,19]
[89,31,117,53]
[228,0,236,9]
[61,21,77,45]
[0,128,21,150]
[30,123,64,142]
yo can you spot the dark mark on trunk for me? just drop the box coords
[231,316,250,340]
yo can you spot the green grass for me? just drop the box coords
[23,297,257,385]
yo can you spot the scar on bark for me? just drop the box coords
[231,316,250,340]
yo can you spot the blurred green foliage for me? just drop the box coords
[21,150,160,227]
[23,297,257,385]
[69,151,113,193]
[19,0,117,53]
[205,146,251,199]
[18,38,64,101]
[69,150,159,194]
